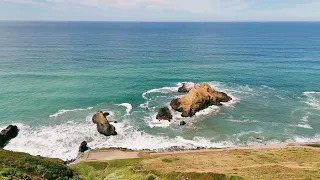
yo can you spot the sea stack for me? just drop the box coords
[92,111,117,136]
[171,83,232,117]
[156,107,172,121]
[0,125,19,148]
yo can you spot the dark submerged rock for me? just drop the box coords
[180,121,186,126]
[103,112,110,118]
[0,125,19,148]
[178,82,196,93]
[156,107,172,121]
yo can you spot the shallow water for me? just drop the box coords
[0,22,319,160]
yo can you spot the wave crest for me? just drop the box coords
[49,107,94,118]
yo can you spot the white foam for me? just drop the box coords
[293,114,313,129]
[261,85,276,90]
[221,94,239,108]
[295,124,313,129]
[180,82,196,91]
[227,119,259,123]
[49,107,94,118]
[274,94,286,100]
[194,105,220,116]
[146,113,172,128]
[2,121,236,160]
[145,105,180,128]
[140,85,180,109]
[304,92,320,109]
[4,120,320,161]
[207,82,240,108]
[118,103,132,115]
[288,134,320,143]
[142,86,179,100]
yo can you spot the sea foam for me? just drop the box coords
[304,92,320,109]
[118,103,132,115]
[2,120,234,160]
[140,84,180,109]
[49,107,93,118]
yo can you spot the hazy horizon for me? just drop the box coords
[1,0,320,22]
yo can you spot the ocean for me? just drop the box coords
[0,22,319,160]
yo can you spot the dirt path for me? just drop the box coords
[74,142,319,163]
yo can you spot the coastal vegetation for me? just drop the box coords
[0,149,78,180]
[1,145,320,179]
[72,158,244,180]
[71,146,320,180]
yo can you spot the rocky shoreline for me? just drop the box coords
[1,82,234,164]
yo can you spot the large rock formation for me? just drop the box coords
[156,107,172,121]
[92,111,117,136]
[170,83,232,117]
[0,125,19,148]
[178,82,196,93]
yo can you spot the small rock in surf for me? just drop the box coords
[178,82,196,93]
[156,107,172,122]
[79,141,89,153]
[103,112,110,118]
[180,121,186,126]
[92,111,117,136]
[0,125,19,148]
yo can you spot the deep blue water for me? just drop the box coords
[0,22,319,160]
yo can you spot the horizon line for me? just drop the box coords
[0,20,320,23]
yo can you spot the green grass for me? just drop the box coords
[162,158,173,163]
[0,149,79,180]
[71,158,244,180]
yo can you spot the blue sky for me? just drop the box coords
[1,0,320,21]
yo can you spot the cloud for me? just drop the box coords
[1,0,320,21]
[44,0,252,14]
[2,0,45,5]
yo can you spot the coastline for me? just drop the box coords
[71,141,320,180]
[74,141,320,163]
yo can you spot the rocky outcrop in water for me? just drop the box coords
[0,125,19,148]
[92,111,117,136]
[180,121,186,126]
[171,83,232,117]
[103,112,110,118]
[79,141,89,153]
[178,82,196,93]
[156,107,172,121]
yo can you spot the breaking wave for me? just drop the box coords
[49,107,94,118]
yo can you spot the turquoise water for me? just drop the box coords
[0,22,319,160]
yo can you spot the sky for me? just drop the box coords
[0,0,320,21]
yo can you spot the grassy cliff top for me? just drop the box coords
[72,146,320,180]
[0,149,78,180]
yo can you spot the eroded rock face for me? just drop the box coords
[170,83,232,117]
[156,107,172,121]
[0,125,19,148]
[178,82,196,93]
[79,141,89,153]
[92,111,117,136]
